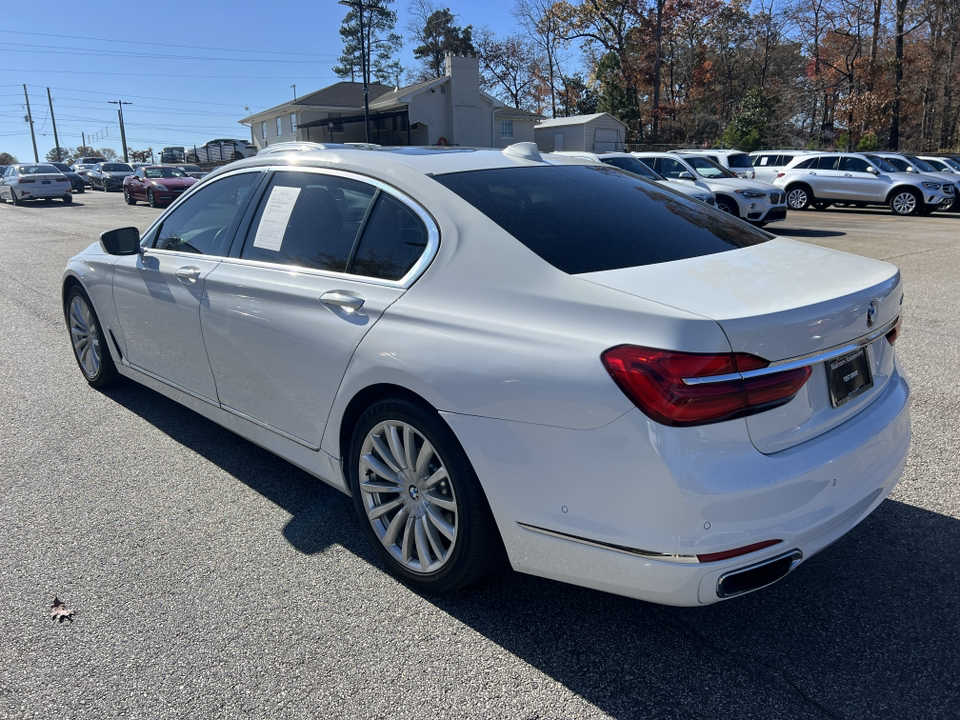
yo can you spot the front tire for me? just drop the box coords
[65,285,120,388]
[147,189,158,208]
[890,188,920,215]
[715,196,739,217]
[348,397,501,593]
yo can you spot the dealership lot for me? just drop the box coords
[1,192,958,718]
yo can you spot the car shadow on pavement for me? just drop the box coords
[775,227,846,238]
[102,383,960,720]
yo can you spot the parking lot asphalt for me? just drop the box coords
[1,192,958,719]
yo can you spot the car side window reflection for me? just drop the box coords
[350,193,428,281]
[153,173,260,255]
[241,172,376,273]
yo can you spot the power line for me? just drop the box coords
[0,42,338,63]
[0,29,337,58]
[39,86,247,108]
[16,69,337,79]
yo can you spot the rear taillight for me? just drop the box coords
[601,345,811,427]
[886,317,901,345]
[697,539,783,563]
[18,178,36,184]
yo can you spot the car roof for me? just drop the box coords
[219,143,584,179]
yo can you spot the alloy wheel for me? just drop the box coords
[69,295,101,380]
[787,187,809,210]
[891,191,918,215]
[358,420,459,574]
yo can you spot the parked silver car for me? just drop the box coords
[773,152,953,215]
[749,150,813,184]
[0,163,73,204]
[865,153,959,212]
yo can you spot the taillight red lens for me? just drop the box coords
[601,345,811,427]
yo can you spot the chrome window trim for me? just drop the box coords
[682,315,899,386]
[517,522,700,564]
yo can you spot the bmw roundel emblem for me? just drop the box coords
[866,300,877,328]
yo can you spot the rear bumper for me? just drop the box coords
[444,366,910,606]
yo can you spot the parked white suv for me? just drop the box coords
[864,153,958,212]
[774,152,954,215]
[634,152,787,225]
[749,150,813,183]
[551,152,716,206]
[673,149,755,179]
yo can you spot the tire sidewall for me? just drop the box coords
[65,286,117,388]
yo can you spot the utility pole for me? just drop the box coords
[109,99,132,162]
[47,88,62,162]
[338,0,370,143]
[82,131,86,154]
[22,85,38,162]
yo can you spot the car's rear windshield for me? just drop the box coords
[727,153,753,168]
[23,165,60,174]
[433,165,769,274]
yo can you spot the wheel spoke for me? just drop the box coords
[400,515,415,565]
[423,513,446,561]
[414,517,431,571]
[424,490,457,512]
[360,452,399,483]
[382,505,409,546]
[421,466,447,491]
[414,441,434,479]
[425,504,455,542]
[368,496,404,521]
[386,424,407,471]
[360,478,402,494]
[369,436,401,475]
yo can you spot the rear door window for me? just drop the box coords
[727,153,753,168]
[434,165,769,274]
[815,156,840,170]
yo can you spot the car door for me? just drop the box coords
[127,168,144,199]
[200,168,433,450]
[111,171,264,403]
[838,156,888,202]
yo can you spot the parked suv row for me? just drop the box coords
[773,152,954,215]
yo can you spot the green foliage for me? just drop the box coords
[412,8,474,79]
[334,0,404,85]
[595,52,641,140]
[720,88,774,151]
[45,147,71,162]
[856,133,880,151]
[558,75,598,117]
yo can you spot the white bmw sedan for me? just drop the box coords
[62,143,910,606]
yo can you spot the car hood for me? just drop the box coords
[150,177,196,187]
[576,237,901,361]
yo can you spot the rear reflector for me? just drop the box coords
[886,317,901,345]
[697,539,783,563]
[601,345,811,427]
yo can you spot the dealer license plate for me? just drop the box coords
[827,348,873,407]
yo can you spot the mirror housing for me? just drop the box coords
[100,226,141,255]
[678,171,695,180]
[866,166,878,175]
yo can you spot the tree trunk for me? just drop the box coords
[889,0,907,150]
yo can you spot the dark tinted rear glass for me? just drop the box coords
[433,165,769,274]
[727,153,753,168]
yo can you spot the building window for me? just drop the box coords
[261,122,267,140]
[500,119,513,139]
[277,116,283,136]
[290,113,297,133]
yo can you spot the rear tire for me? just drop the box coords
[786,185,812,210]
[348,397,502,594]
[11,188,22,206]
[889,188,920,215]
[62,195,72,204]
[65,285,120,388]
[124,188,136,205]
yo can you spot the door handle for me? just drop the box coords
[807,171,817,175]
[320,291,365,313]
[175,266,201,284]
[844,173,853,177]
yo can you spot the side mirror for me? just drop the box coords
[866,166,878,175]
[907,166,917,172]
[678,171,695,180]
[100,226,141,255]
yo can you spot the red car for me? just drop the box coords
[123,165,197,207]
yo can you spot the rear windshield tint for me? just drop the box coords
[727,153,753,168]
[433,165,769,274]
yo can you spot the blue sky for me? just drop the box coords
[0,0,518,163]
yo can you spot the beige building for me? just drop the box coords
[239,54,542,149]
[534,113,627,153]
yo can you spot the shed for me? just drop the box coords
[533,113,627,153]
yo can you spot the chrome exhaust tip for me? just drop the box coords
[716,549,803,599]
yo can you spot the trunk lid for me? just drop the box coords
[579,238,903,452]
